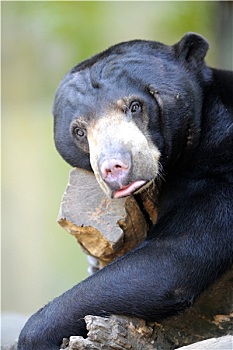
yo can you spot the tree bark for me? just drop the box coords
[58,168,158,267]
[60,316,233,350]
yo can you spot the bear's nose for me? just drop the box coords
[100,158,130,187]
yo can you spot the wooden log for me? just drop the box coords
[58,168,158,266]
[60,313,233,350]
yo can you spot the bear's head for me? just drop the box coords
[53,33,209,198]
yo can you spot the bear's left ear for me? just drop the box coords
[173,32,209,65]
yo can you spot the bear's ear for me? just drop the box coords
[173,33,209,65]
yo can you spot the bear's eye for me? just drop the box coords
[130,101,141,114]
[70,120,89,153]
[74,127,86,139]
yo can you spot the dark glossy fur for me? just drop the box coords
[18,33,233,349]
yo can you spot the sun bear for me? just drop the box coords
[18,33,233,349]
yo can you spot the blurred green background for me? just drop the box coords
[2,0,232,321]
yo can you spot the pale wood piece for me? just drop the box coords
[179,335,233,350]
[57,168,159,266]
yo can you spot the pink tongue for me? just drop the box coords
[113,181,146,199]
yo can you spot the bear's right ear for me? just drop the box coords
[173,33,209,66]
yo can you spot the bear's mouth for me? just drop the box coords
[113,180,147,198]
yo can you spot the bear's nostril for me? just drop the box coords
[112,163,126,173]
[106,164,122,173]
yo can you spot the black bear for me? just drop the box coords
[18,33,233,349]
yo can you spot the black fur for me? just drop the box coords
[18,33,233,349]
